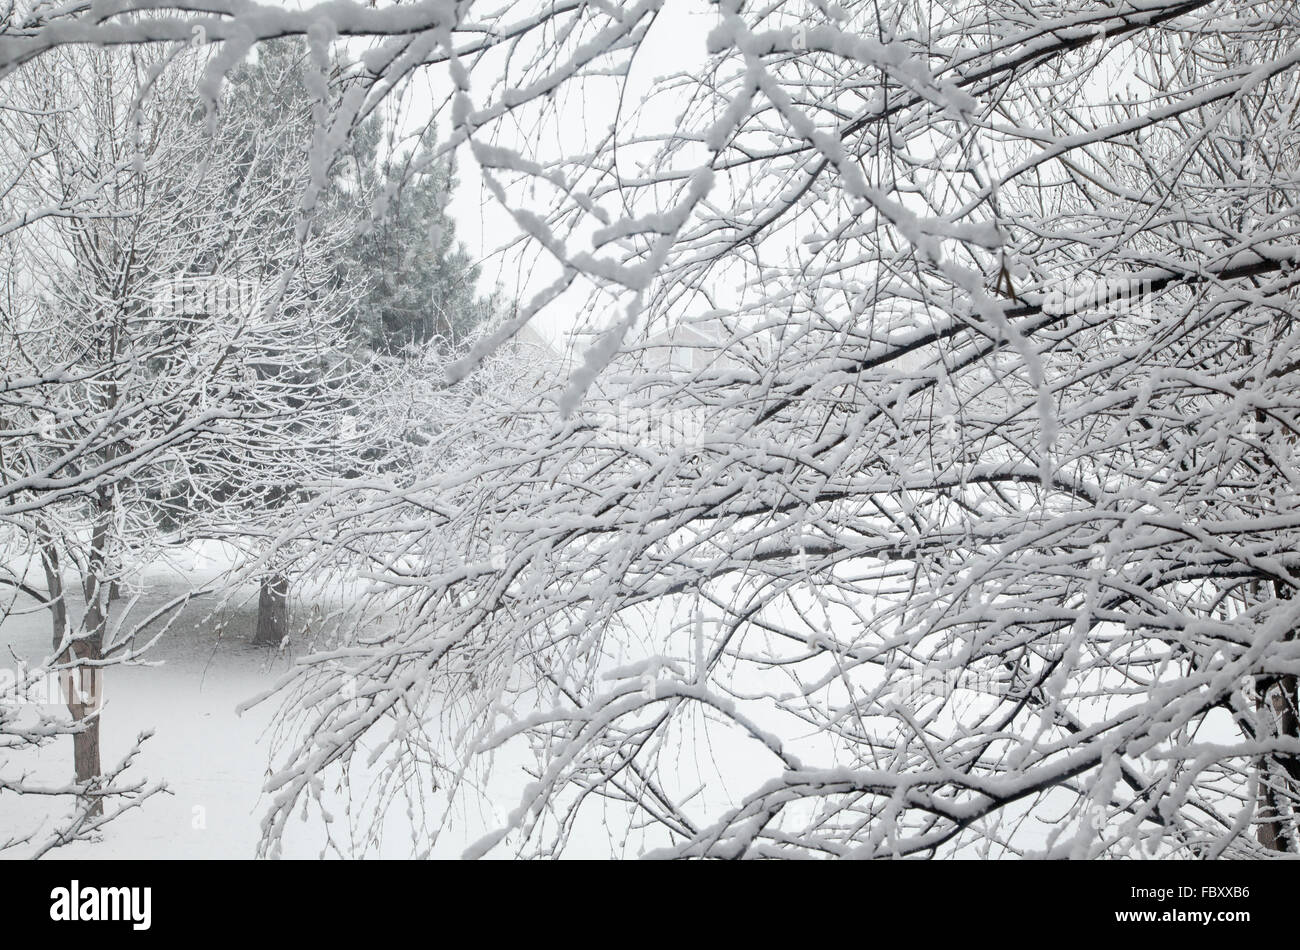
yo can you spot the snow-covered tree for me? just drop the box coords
[0,42,359,846]
[5,0,1300,858]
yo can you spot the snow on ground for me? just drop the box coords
[0,546,690,858]
[1,549,306,858]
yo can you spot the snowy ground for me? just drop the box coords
[0,547,710,859]
[0,547,530,859]
[0,545,336,857]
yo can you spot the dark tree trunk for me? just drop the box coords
[254,573,289,646]
[71,701,102,818]
[63,638,104,819]
[1256,575,1299,851]
[43,534,104,818]
[1256,672,1300,852]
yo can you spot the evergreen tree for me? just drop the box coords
[216,41,493,642]
[229,39,489,356]
[344,132,488,353]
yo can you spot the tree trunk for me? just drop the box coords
[1256,576,1300,852]
[254,573,289,646]
[61,639,104,819]
[42,535,104,818]
[71,695,103,818]
[1256,672,1300,852]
